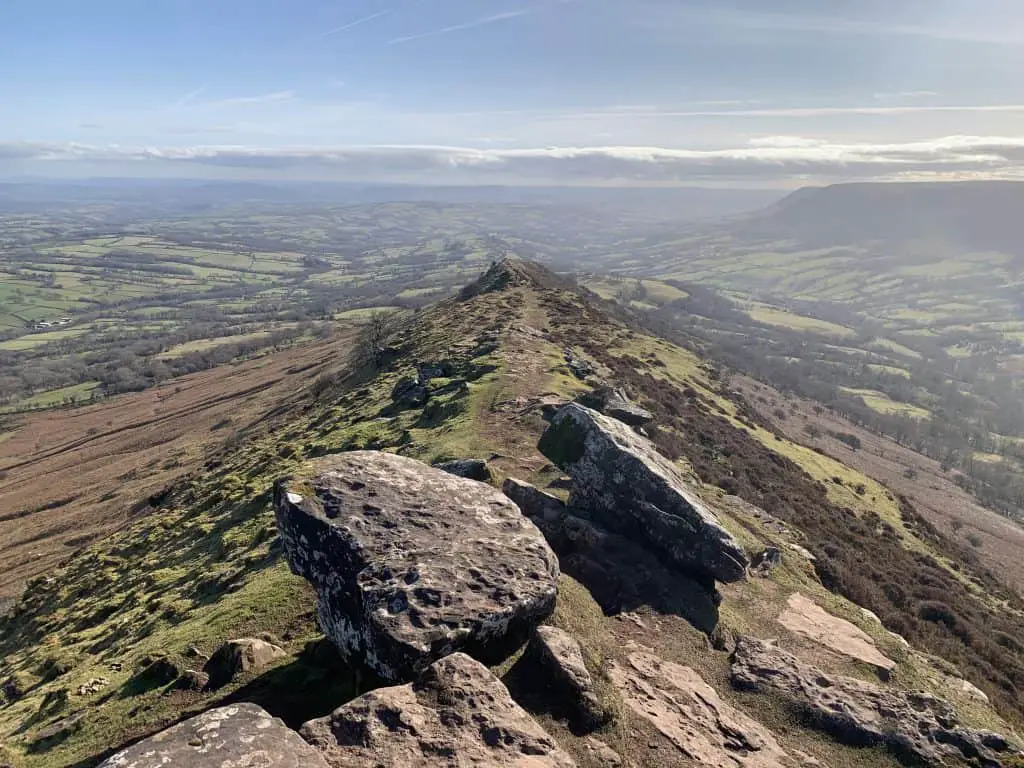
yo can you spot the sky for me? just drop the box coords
[4,0,1024,186]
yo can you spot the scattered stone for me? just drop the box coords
[786,543,817,562]
[301,652,576,767]
[134,655,182,688]
[203,638,287,690]
[1,674,26,703]
[710,623,738,654]
[732,638,1018,766]
[576,386,653,427]
[98,704,328,768]
[75,677,108,696]
[582,737,623,767]
[778,593,896,673]
[107,662,123,672]
[503,478,720,633]
[185,643,210,662]
[529,625,610,730]
[564,350,596,380]
[275,452,559,683]
[539,404,748,584]
[751,547,783,576]
[434,458,491,482]
[610,651,799,767]
[175,669,209,692]
[417,360,454,381]
[391,376,429,409]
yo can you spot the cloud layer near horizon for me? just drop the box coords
[6,135,1024,185]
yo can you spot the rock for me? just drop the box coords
[751,546,783,576]
[582,737,623,766]
[98,704,328,768]
[503,478,720,633]
[75,677,108,696]
[710,624,738,654]
[529,625,610,730]
[538,404,748,583]
[203,638,287,690]
[577,386,653,427]
[133,655,182,688]
[1,674,27,703]
[417,360,454,381]
[564,350,596,380]
[391,376,429,409]
[275,452,559,683]
[610,651,801,767]
[777,593,896,673]
[175,669,209,691]
[787,543,817,561]
[433,458,491,482]
[301,652,576,767]
[732,638,1018,766]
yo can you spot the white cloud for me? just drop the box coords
[7,136,1024,185]
[389,10,529,45]
[204,91,296,108]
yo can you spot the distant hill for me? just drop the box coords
[737,180,1024,254]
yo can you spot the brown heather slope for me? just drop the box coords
[0,328,356,606]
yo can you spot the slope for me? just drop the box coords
[0,260,1021,767]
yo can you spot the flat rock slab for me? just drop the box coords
[275,451,559,683]
[778,593,896,672]
[610,651,813,768]
[529,625,609,730]
[539,404,748,583]
[732,638,1018,767]
[301,652,577,767]
[100,704,328,768]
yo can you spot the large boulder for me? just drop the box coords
[576,386,653,427]
[433,458,491,482]
[301,652,576,767]
[538,404,748,583]
[203,638,288,690]
[99,704,329,768]
[503,478,720,632]
[274,452,559,683]
[528,625,610,731]
[732,638,1019,766]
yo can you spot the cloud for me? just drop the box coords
[389,10,529,45]
[205,91,295,108]
[319,9,393,38]
[873,91,939,101]
[170,85,208,110]
[7,136,1024,184]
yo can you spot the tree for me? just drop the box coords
[353,310,399,372]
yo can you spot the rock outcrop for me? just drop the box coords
[301,652,577,767]
[275,451,559,682]
[777,593,895,674]
[203,637,287,690]
[732,638,1018,766]
[99,704,329,768]
[538,404,748,583]
[528,625,610,730]
[503,478,720,632]
[610,650,807,767]
[433,458,491,482]
[576,385,653,427]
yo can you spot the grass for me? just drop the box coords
[841,388,931,419]
[868,338,923,360]
[0,329,87,351]
[2,382,101,412]
[748,306,856,338]
[156,332,276,359]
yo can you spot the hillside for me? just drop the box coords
[1,260,1023,767]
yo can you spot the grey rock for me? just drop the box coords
[529,625,610,731]
[175,669,209,691]
[417,360,454,381]
[301,652,576,767]
[275,452,560,683]
[434,458,491,482]
[391,376,429,409]
[503,478,720,633]
[99,704,328,768]
[577,386,653,427]
[751,546,783,576]
[538,404,748,583]
[732,638,1019,766]
[203,638,287,690]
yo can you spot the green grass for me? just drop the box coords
[748,306,856,338]
[2,382,101,412]
[0,328,87,351]
[841,388,931,419]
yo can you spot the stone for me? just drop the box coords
[275,452,560,683]
[751,546,783,576]
[777,593,896,673]
[538,404,748,583]
[132,656,181,688]
[417,360,455,381]
[98,704,328,768]
[203,638,287,690]
[731,638,1018,766]
[582,737,624,766]
[503,478,720,633]
[610,651,805,767]
[529,625,610,731]
[175,669,209,691]
[564,350,596,380]
[433,458,491,482]
[576,386,653,427]
[301,653,576,767]
[391,377,429,409]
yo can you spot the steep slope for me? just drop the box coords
[0,260,1022,767]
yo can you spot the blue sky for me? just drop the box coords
[4,0,1024,185]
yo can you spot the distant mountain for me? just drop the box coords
[737,180,1024,254]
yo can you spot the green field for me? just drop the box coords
[748,306,856,338]
[841,387,931,419]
